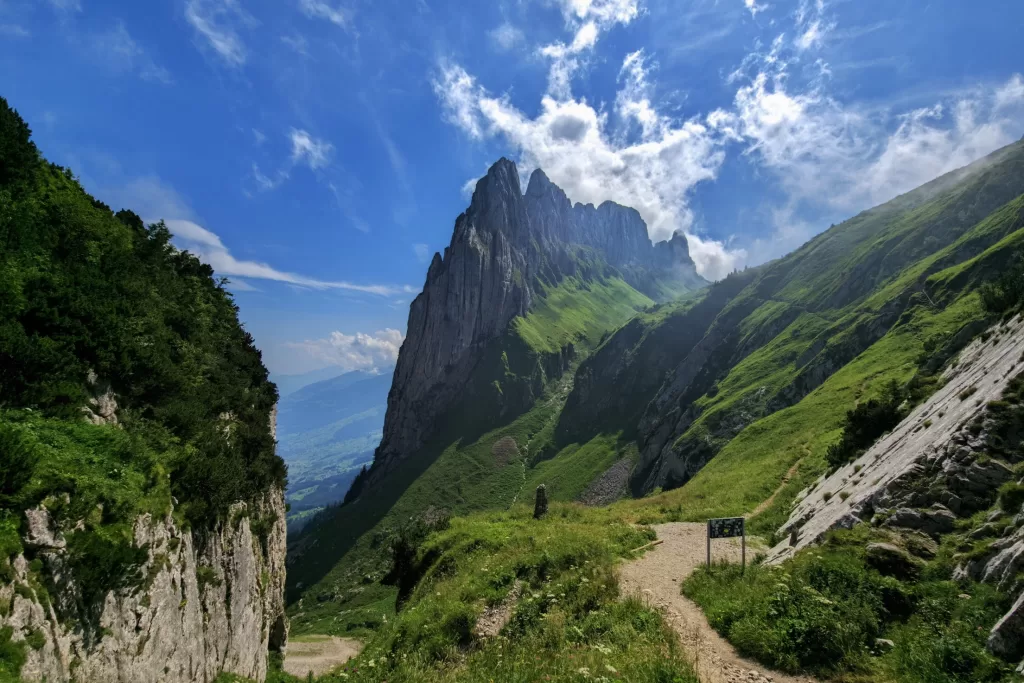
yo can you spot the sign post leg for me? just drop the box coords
[741,529,746,575]
[706,521,711,568]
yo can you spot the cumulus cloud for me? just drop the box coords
[488,22,524,51]
[435,0,1024,279]
[286,329,404,372]
[716,46,1024,213]
[298,0,349,28]
[433,55,739,279]
[184,0,254,67]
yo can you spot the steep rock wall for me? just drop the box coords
[370,159,704,482]
[1,489,287,683]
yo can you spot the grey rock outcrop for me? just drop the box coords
[1,489,288,683]
[367,159,704,485]
[768,314,1024,562]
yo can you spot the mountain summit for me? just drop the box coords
[369,158,705,483]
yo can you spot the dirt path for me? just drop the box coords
[283,636,363,678]
[619,523,819,683]
[749,460,802,518]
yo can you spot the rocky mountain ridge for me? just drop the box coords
[368,158,705,484]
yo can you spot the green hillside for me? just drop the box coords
[0,97,284,677]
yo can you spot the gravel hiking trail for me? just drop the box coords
[283,635,363,678]
[619,523,820,683]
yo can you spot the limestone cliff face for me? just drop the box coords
[371,158,704,481]
[1,491,287,683]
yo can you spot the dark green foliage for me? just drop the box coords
[0,423,38,504]
[65,525,147,617]
[980,252,1024,314]
[825,380,906,469]
[0,99,284,528]
[0,626,27,683]
[684,529,1013,681]
[986,373,1024,462]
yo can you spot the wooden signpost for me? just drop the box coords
[706,517,746,572]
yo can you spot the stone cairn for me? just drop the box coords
[533,484,548,519]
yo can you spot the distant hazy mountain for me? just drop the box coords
[270,366,348,398]
[276,368,394,531]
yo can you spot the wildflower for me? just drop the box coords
[604,664,618,674]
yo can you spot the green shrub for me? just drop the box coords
[980,252,1024,315]
[826,380,906,469]
[684,529,1014,681]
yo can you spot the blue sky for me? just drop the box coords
[3,0,1023,375]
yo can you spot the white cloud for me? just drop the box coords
[433,57,739,279]
[184,0,254,67]
[286,329,404,372]
[0,24,30,37]
[93,22,172,84]
[995,74,1024,111]
[743,0,768,17]
[290,129,333,169]
[717,48,1024,214]
[45,0,81,12]
[412,243,431,263]
[435,0,1024,279]
[298,0,349,27]
[106,175,410,294]
[488,22,524,51]
[538,0,640,99]
[166,219,414,294]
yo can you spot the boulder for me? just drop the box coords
[865,542,923,580]
[882,506,956,537]
[989,590,1024,660]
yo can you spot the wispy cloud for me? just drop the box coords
[110,175,410,294]
[92,21,173,84]
[184,0,255,67]
[45,0,82,12]
[538,0,641,98]
[298,0,350,28]
[743,0,768,18]
[289,128,333,169]
[285,329,404,372]
[166,219,413,294]
[412,243,431,263]
[0,24,29,37]
[488,22,524,51]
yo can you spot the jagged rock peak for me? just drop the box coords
[363,156,707,488]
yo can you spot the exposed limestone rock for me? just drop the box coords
[368,159,704,488]
[865,542,923,580]
[768,314,1024,563]
[82,370,118,426]
[2,488,288,683]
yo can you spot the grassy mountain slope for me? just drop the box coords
[560,139,1024,499]
[287,269,662,633]
[281,140,1024,683]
